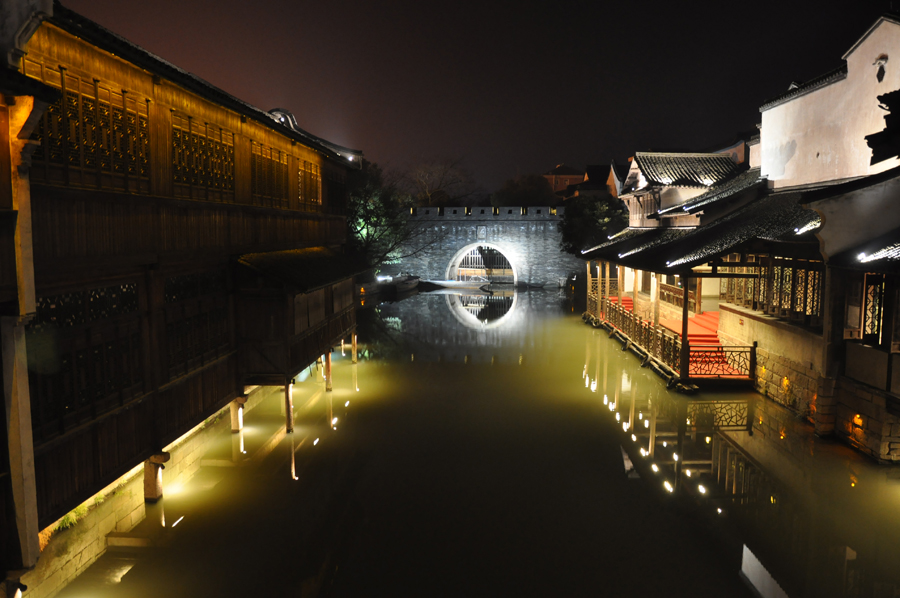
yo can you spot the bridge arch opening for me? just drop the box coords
[445,243,518,285]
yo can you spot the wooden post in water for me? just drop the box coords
[352,333,358,364]
[325,351,333,392]
[649,396,657,457]
[143,452,169,502]
[285,382,294,433]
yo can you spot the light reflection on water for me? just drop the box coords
[54,290,900,597]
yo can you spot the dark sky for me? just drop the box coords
[65,0,893,191]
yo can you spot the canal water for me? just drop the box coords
[55,290,900,597]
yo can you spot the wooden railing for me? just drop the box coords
[660,282,696,313]
[600,297,682,374]
[689,344,756,379]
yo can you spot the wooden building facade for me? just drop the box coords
[1,2,362,576]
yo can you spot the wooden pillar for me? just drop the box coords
[649,398,657,457]
[1,317,40,567]
[325,351,333,392]
[696,277,703,315]
[632,268,639,312]
[352,333,358,364]
[651,273,660,327]
[284,382,294,433]
[585,261,593,316]
[143,452,170,503]
[680,275,691,381]
[617,264,624,306]
[604,261,611,301]
[230,396,246,433]
[316,356,324,382]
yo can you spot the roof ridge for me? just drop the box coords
[49,1,363,161]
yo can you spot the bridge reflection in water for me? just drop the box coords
[584,327,900,598]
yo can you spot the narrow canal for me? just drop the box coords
[54,290,900,597]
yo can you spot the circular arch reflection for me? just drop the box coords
[446,291,519,330]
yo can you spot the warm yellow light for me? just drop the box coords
[698,485,706,494]
[331,417,338,425]
[631,434,637,442]
[604,396,609,405]
[345,401,350,407]
[644,419,649,428]
[639,412,643,420]
[663,441,667,447]
[622,422,628,431]
[705,436,711,444]
[664,481,674,493]
[651,464,659,473]
[616,412,621,421]
[314,438,320,446]
[172,516,185,528]
[673,453,679,461]
[717,508,722,514]
[685,469,691,477]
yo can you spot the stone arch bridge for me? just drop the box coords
[392,206,585,285]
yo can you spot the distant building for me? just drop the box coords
[543,163,584,194]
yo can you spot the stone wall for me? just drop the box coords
[718,303,824,418]
[390,207,584,285]
[18,385,281,598]
[834,376,900,462]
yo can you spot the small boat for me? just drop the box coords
[381,274,419,297]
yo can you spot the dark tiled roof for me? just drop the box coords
[581,228,656,255]
[583,193,820,271]
[830,226,900,273]
[611,159,631,182]
[662,193,820,270]
[656,168,764,217]
[237,247,368,293]
[633,152,739,188]
[584,164,611,183]
[759,63,848,112]
[544,163,584,176]
[48,2,362,163]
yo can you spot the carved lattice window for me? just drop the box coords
[26,64,151,191]
[172,114,235,199]
[251,141,289,208]
[299,160,323,211]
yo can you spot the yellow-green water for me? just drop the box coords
[54,291,900,597]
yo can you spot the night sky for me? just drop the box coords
[65,0,894,191]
